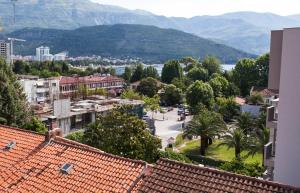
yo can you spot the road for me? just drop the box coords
[149,108,192,149]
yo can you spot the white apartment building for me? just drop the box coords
[264,28,300,187]
[36,46,51,62]
[35,47,67,62]
[19,76,60,104]
[54,52,67,61]
[0,40,11,64]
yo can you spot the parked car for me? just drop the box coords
[167,107,174,112]
[178,109,184,115]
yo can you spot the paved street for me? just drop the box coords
[149,108,192,149]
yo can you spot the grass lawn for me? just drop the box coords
[179,139,262,165]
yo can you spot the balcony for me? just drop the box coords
[264,142,275,168]
[266,106,278,128]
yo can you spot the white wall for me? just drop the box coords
[241,104,261,117]
[274,28,300,187]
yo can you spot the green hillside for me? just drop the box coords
[9,24,255,63]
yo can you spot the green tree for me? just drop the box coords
[66,130,84,142]
[247,126,270,166]
[218,128,247,159]
[143,95,161,118]
[121,89,142,100]
[131,64,144,82]
[77,84,88,99]
[247,93,264,105]
[224,83,240,97]
[237,112,254,134]
[202,56,221,76]
[216,97,240,122]
[232,58,258,96]
[161,84,183,106]
[143,66,159,79]
[83,110,162,163]
[255,53,269,87]
[187,67,208,82]
[184,109,226,155]
[137,77,159,97]
[209,75,229,97]
[23,117,48,134]
[219,158,265,177]
[0,59,32,126]
[161,60,183,83]
[122,66,132,83]
[186,80,214,112]
[180,56,199,72]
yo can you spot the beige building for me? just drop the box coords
[0,40,10,64]
[265,28,300,187]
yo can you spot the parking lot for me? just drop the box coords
[148,108,192,149]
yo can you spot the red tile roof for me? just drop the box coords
[251,86,279,97]
[1,126,300,193]
[0,125,146,193]
[138,158,300,193]
[60,75,124,85]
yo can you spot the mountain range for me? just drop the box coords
[1,0,300,54]
[8,24,253,63]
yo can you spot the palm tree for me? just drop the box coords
[184,109,226,156]
[218,128,247,159]
[237,112,253,134]
[247,93,264,105]
[247,126,270,166]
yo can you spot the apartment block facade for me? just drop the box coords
[0,40,11,64]
[265,28,300,187]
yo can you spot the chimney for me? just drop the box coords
[45,116,62,141]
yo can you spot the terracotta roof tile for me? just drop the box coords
[0,126,146,193]
[138,158,300,193]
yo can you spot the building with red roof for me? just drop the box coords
[1,125,300,192]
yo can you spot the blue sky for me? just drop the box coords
[92,0,300,18]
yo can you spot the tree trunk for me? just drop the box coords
[262,148,265,167]
[200,135,208,156]
[235,147,241,159]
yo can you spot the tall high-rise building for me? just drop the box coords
[0,40,11,64]
[36,46,52,62]
[265,28,300,187]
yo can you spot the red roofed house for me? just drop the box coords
[250,86,279,105]
[59,75,124,97]
[1,125,300,192]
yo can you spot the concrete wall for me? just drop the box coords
[241,104,261,118]
[268,30,283,90]
[273,28,300,187]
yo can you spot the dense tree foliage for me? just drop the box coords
[161,60,183,84]
[186,80,214,112]
[0,59,32,127]
[23,117,48,134]
[202,56,222,76]
[209,75,229,97]
[12,60,115,78]
[187,67,208,82]
[143,66,159,79]
[121,89,143,100]
[131,64,144,82]
[220,159,265,177]
[83,109,162,163]
[137,77,159,97]
[161,84,183,106]
[254,53,269,87]
[216,97,240,122]
[232,58,258,96]
[122,66,132,83]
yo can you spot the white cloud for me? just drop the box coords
[92,0,300,17]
